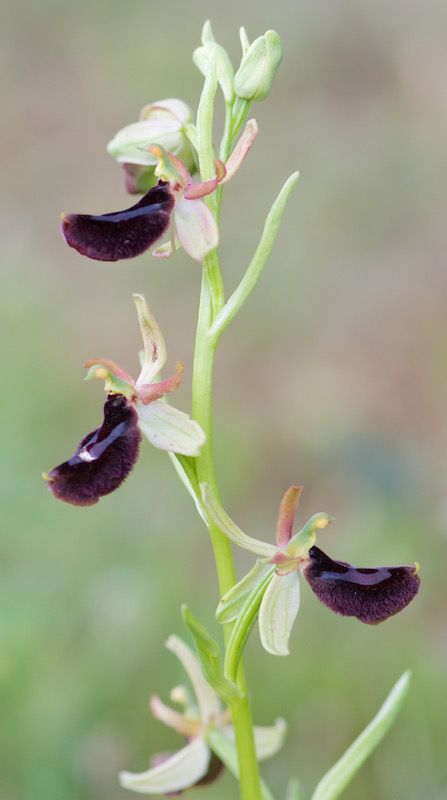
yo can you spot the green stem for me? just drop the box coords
[190,64,264,800]
[191,256,263,800]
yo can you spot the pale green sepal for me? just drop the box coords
[234,30,283,102]
[84,365,135,399]
[311,671,411,800]
[239,27,250,56]
[133,294,167,387]
[206,730,275,800]
[137,400,206,456]
[201,483,277,558]
[222,718,287,761]
[286,778,307,800]
[174,196,219,262]
[107,98,195,172]
[165,635,221,724]
[107,119,181,166]
[119,737,210,795]
[258,572,300,656]
[168,453,207,523]
[182,605,242,705]
[216,559,271,623]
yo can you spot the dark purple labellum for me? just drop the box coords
[61,181,175,261]
[47,394,141,506]
[303,546,420,624]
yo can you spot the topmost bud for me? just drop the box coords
[234,30,283,102]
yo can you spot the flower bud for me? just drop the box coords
[234,30,283,102]
[193,21,234,102]
[107,98,196,176]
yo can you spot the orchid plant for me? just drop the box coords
[46,21,420,800]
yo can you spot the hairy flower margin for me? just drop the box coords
[45,295,205,505]
[119,635,286,795]
[206,486,420,656]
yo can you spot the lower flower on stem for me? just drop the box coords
[207,485,420,656]
[119,634,286,795]
[44,295,205,506]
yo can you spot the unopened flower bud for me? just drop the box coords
[234,30,283,102]
[193,21,234,102]
[107,98,196,177]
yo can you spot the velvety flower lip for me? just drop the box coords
[303,546,420,625]
[61,182,175,262]
[46,394,141,506]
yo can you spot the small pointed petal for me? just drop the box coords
[61,182,174,262]
[222,119,258,183]
[46,395,141,506]
[138,365,183,405]
[119,737,210,795]
[137,400,205,456]
[174,197,218,262]
[303,547,420,625]
[276,486,302,548]
[165,635,221,724]
[149,695,198,738]
[133,294,167,387]
[222,718,287,761]
[258,572,300,656]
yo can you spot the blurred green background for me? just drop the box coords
[1,1,446,798]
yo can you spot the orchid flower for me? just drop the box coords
[45,295,205,506]
[205,486,420,657]
[61,119,258,263]
[119,634,286,795]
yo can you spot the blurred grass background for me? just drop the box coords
[1,0,447,798]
